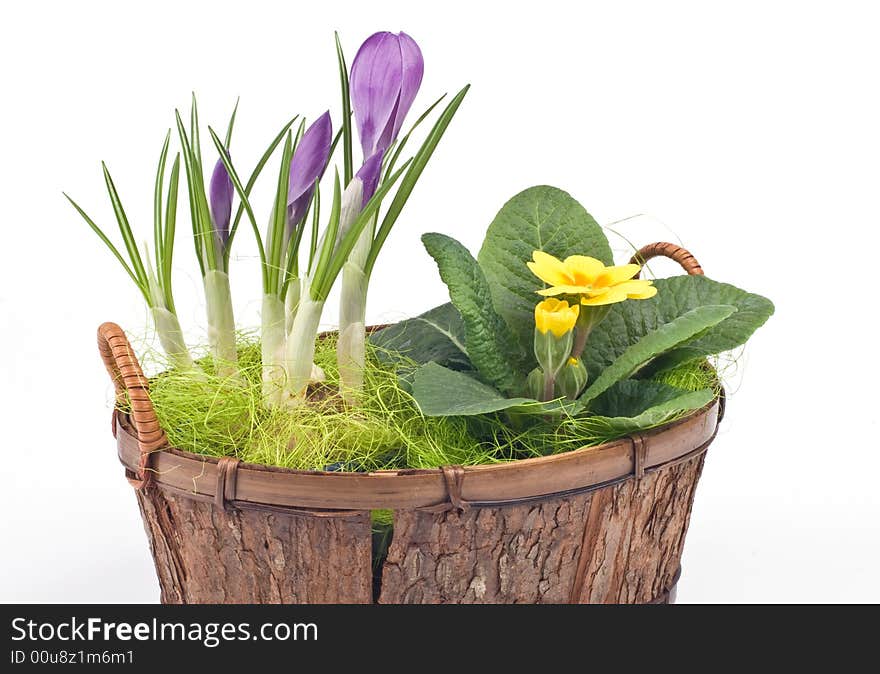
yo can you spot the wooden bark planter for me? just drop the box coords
[98,243,721,604]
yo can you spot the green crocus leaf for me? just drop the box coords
[579,304,737,406]
[477,185,613,354]
[370,303,472,371]
[412,363,538,417]
[583,379,715,436]
[585,275,775,379]
[422,233,527,393]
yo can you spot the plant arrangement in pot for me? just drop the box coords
[72,30,773,604]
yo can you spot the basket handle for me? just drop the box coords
[629,242,704,277]
[97,322,167,489]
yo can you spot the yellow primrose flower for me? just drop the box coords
[527,251,657,306]
[534,298,579,337]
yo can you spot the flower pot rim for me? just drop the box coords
[115,392,721,512]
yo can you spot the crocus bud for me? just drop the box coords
[533,298,579,378]
[209,156,233,253]
[356,149,384,206]
[350,31,424,159]
[557,357,588,401]
[287,111,332,231]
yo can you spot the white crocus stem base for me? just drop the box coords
[150,306,195,371]
[338,262,368,405]
[283,293,325,404]
[261,294,286,406]
[203,270,238,379]
[285,277,301,334]
[337,212,373,405]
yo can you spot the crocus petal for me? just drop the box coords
[356,149,384,206]
[389,32,424,142]
[351,32,404,158]
[209,156,233,248]
[288,111,332,228]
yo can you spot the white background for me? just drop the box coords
[2,0,878,603]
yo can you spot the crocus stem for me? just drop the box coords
[150,306,195,371]
[338,259,368,404]
[203,269,238,378]
[283,292,325,402]
[261,294,286,406]
[285,277,301,334]
[337,219,372,404]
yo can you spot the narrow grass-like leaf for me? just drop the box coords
[268,131,295,294]
[190,92,202,167]
[312,159,411,300]
[364,85,469,279]
[224,97,240,149]
[224,115,299,263]
[579,305,738,406]
[153,131,171,274]
[383,93,446,181]
[174,109,206,276]
[310,170,342,298]
[101,163,148,287]
[308,181,321,274]
[207,126,268,290]
[64,193,150,303]
[162,154,181,312]
[335,32,353,184]
[287,177,318,281]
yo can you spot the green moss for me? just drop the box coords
[146,338,718,471]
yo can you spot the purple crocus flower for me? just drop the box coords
[350,31,424,160]
[287,111,332,230]
[356,149,384,205]
[209,156,233,252]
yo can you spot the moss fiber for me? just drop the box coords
[144,335,718,472]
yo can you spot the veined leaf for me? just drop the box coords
[584,379,715,436]
[370,302,471,371]
[585,275,775,379]
[477,186,613,355]
[477,185,613,350]
[422,233,526,393]
[579,304,737,406]
[412,363,536,417]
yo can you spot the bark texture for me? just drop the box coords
[135,487,373,604]
[132,455,704,604]
[379,455,705,604]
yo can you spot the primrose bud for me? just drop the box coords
[557,357,588,400]
[533,298,578,377]
[527,367,545,400]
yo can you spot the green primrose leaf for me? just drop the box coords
[422,233,526,393]
[579,304,737,406]
[477,185,613,356]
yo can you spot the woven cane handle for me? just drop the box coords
[97,322,167,489]
[630,242,704,278]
